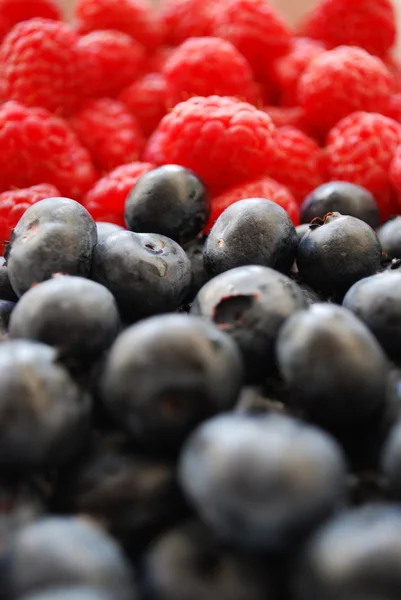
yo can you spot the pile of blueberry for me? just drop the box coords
[2,165,401,600]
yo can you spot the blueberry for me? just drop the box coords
[0,340,91,470]
[0,480,46,546]
[182,236,211,301]
[297,212,382,296]
[381,420,401,497]
[300,181,379,228]
[90,230,192,322]
[0,300,15,337]
[191,265,307,382]
[296,223,310,243]
[9,275,120,360]
[276,303,389,428]
[203,198,298,276]
[378,216,401,258]
[101,314,243,451]
[179,413,346,551]
[297,282,323,304]
[6,517,136,600]
[5,197,97,297]
[293,505,401,600]
[0,257,17,302]
[96,222,124,244]
[20,588,114,600]
[124,165,209,244]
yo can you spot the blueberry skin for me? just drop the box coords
[6,517,136,600]
[203,198,298,276]
[381,420,401,498]
[179,413,346,551]
[96,222,124,244]
[9,276,120,359]
[343,271,401,362]
[91,230,192,322]
[0,480,46,547]
[378,216,401,258]
[293,505,401,600]
[0,340,91,470]
[182,236,211,301]
[300,181,379,228]
[276,303,389,428]
[101,314,243,451]
[191,265,308,382]
[5,197,97,297]
[124,165,209,244]
[0,257,17,302]
[20,588,114,600]
[0,300,15,336]
[297,282,323,304]
[296,223,310,243]
[297,212,382,296]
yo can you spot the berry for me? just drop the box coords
[378,216,401,257]
[1,19,82,115]
[204,198,298,276]
[182,236,211,301]
[382,421,401,498]
[77,30,145,99]
[0,184,60,250]
[124,165,209,244]
[206,175,299,233]
[96,221,124,244]
[144,96,279,193]
[0,101,97,200]
[0,0,60,42]
[119,74,167,137]
[298,46,393,135]
[100,314,243,450]
[163,37,260,106]
[6,197,98,297]
[144,46,174,73]
[277,304,389,428]
[21,590,115,600]
[0,300,15,337]
[83,162,155,225]
[69,99,145,172]
[161,0,218,46]
[263,105,310,133]
[385,93,401,122]
[326,111,401,219]
[75,0,163,50]
[179,413,346,550]
[211,0,292,79]
[0,256,17,302]
[301,182,380,229]
[298,0,397,57]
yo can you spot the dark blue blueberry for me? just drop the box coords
[9,275,120,360]
[5,197,97,297]
[0,480,46,547]
[182,236,211,301]
[381,419,401,498]
[297,282,324,304]
[179,413,346,551]
[297,212,382,296]
[90,230,192,322]
[203,198,298,276]
[124,165,209,244]
[0,300,15,337]
[378,216,401,258]
[96,222,124,244]
[296,223,310,243]
[101,314,243,451]
[191,265,307,382]
[0,257,17,302]
[276,303,389,428]
[20,588,114,600]
[300,181,379,228]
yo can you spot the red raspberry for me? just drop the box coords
[272,37,327,106]
[0,101,97,200]
[161,0,219,46]
[144,46,174,73]
[143,96,279,193]
[268,126,327,204]
[69,98,145,172]
[1,19,82,115]
[163,37,260,106]
[299,0,396,57]
[77,30,145,99]
[384,54,401,93]
[211,0,292,79]
[0,0,60,42]
[389,146,401,200]
[326,111,401,220]
[205,175,299,233]
[385,94,401,123]
[0,183,60,248]
[83,161,155,224]
[75,0,163,50]
[119,74,167,137]
[298,46,393,135]
[264,106,310,134]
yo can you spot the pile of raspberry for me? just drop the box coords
[1,0,401,245]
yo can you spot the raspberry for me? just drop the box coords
[0,0,60,42]
[211,0,292,78]
[272,37,327,106]
[163,37,260,106]
[1,19,82,115]
[0,101,97,200]
[327,111,401,220]
[69,99,145,172]
[83,161,155,223]
[75,0,163,50]
[385,94,401,123]
[119,74,167,137]
[384,54,401,93]
[205,175,299,233]
[143,96,279,193]
[161,0,219,46]
[77,30,145,99]
[389,146,401,199]
[298,46,393,135]
[299,0,396,57]
[144,46,174,73]
[0,183,60,248]
[264,106,310,134]
[268,126,327,204]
